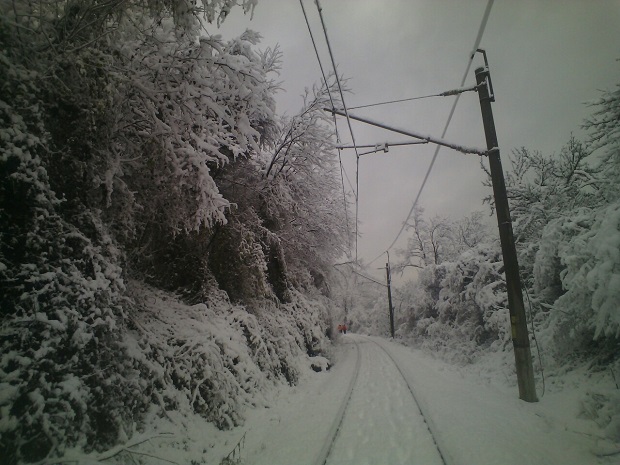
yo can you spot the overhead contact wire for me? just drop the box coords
[315,0,361,262]
[368,0,495,266]
[347,83,481,110]
[299,0,353,257]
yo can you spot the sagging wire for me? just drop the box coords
[299,0,353,257]
[315,0,361,262]
[522,282,546,398]
[367,0,495,267]
[347,83,481,110]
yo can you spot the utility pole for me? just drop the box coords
[385,261,395,338]
[475,66,538,402]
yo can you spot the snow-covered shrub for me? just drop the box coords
[535,203,620,360]
[579,388,620,442]
[398,241,510,363]
[125,283,333,430]
[209,212,275,303]
[0,52,147,461]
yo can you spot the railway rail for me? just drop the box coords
[315,335,449,465]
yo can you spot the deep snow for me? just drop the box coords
[103,333,619,465]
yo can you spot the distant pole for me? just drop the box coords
[475,66,538,402]
[386,262,395,338]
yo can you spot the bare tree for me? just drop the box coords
[398,205,450,268]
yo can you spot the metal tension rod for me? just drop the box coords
[325,108,487,156]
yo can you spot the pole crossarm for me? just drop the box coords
[325,108,488,156]
[337,140,428,150]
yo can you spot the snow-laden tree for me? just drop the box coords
[398,205,451,268]
[110,25,279,235]
[484,138,602,244]
[397,240,509,362]
[0,26,146,462]
[0,0,298,461]
[584,81,620,200]
[535,204,620,349]
[210,83,352,303]
[530,82,620,361]
[397,207,489,271]
[260,83,351,290]
[485,96,620,362]
[113,25,282,295]
[480,137,603,290]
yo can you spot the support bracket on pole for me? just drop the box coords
[475,49,495,101]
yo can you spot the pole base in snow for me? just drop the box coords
[514,345,538,402]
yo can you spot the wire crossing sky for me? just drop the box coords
[300,0,363,261]
[217,0,620,283]
[314,0,363,262]
[298,0,354,258]
[367,0,495,266]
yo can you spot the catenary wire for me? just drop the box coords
[348,93,442,110]
[347,83,479,111]
[523,282,546,397]
[315,0,362,262]
[367,0,495,266]
[299,0,354,257]
[337,140,428,149]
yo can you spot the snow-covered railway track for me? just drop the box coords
[313,337,362,465]
[318,335,448,465]
[368,337,449,465]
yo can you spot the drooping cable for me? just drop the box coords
[347,84,479,111]
[299,0,353,257]
[349,93,441,110]
[523,282,546,398]
[332,114,353,255]
[315,0,361,261]
[368,0,495,266]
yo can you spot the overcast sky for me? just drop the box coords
[215,0,620,284]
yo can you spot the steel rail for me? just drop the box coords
[368,337,452,465]
[314,338,362,465]
[318,335,450,465]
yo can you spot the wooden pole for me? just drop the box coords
[475,66,538,402]
[386,263,395,338]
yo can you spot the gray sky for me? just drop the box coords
[215,0,620,284]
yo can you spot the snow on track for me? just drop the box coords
[314,337,361,465]
[243,334,446,464]
[242,336,360,465]
[325,335,445,465]
[239,334,602,465]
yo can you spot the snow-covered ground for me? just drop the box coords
[112,333,617,465]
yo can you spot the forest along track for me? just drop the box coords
[317,335,448,465]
